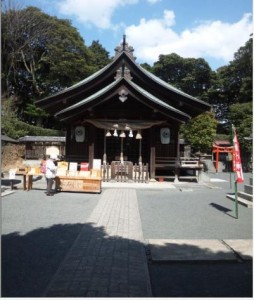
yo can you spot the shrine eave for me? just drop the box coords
[35,50,211,118]
[55,77,191,124]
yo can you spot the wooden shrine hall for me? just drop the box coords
[36,36,211,182]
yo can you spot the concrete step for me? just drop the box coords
[244,184,253,195]
[1,186,8,193]
[238,191,253,202]
[226,194,253,208]
[249,177,253,186]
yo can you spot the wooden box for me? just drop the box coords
[55,176,101,193]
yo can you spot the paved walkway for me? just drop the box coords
[148,239,252,261]
[43,189,152,297]
[1,173,252,297]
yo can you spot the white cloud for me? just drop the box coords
[146,0,161,3]
[125,12,253,67]
[57,0,138,29]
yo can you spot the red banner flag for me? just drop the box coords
[232,126,244,183]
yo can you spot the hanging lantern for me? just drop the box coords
[136,130,142,139]
[120,131,126,138]
[75,126,85,142]
[160,128,170,144]
[106,130,112,137]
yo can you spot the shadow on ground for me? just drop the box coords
[2,222,253,297]
[149,260,253,297]
[2,224,83,297]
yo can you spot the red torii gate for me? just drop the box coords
[212,144,233,172]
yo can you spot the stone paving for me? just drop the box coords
[148,239,253,261]
[1,172,252,297]
[43,188,152,297]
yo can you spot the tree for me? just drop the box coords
[229,102,252,154]
[1,97,64,139]
[208,37,253,130]
[1,97,28,138]
[180,112,218,153]
[152,54,212,101]
[1,4,95,127]
[140,62,154,73]
[88,40,111,70]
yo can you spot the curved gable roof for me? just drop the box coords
[35,39,211,120]
[55,77,190,123]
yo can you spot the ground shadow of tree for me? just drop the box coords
[2,223,84,297]
[2,221,253,297]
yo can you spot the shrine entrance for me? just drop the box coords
[212,144,234,172]
[36,36,211,181]
[95,129,142,164]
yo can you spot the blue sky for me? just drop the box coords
[21,0,252,70]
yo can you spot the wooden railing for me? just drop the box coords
[155,157,177,169]
[155,156,204,182]
[101,162,149,183]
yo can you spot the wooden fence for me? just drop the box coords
[101,162,149,183]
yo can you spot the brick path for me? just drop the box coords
[43,189,152,297]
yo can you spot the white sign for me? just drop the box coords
[93,159,101,170]
[9,169,16,180]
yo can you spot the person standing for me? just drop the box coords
[45,155,57,196]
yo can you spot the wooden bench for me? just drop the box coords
[155,157,178,180]
[155,157,203,182]
[179,158,203,182]
[155,157,177,171]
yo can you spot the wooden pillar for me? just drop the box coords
[89,126,95,169]
[25,143,27,160]
[120,137,124,163]
[175,127,180,160]
[103,130,107,164]
[174,127,180,183]
[138,138,142,164]
[65,125,72,159]
[149,127,155,179]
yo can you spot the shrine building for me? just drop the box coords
[36,36,211,181]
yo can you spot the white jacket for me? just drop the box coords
[45,159,57,179]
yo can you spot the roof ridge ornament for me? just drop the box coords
[114,35,136,61]
[114,67,133,81]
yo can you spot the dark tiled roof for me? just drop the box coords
[1,135,18,143]
[35,46,211,118]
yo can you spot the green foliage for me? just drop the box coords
[229,102,253,154]
[140,62,153,72]
[209,37,253,129]
[1,5,95,126]
[1,98,64,139]
[152,53,212,100]
[215,134,230,141]
[88,40,111,70]
[1,2,252,149]
[180,112,218,153]
[2,98,26,138]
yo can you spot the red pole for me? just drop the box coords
[216,148,219,172]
